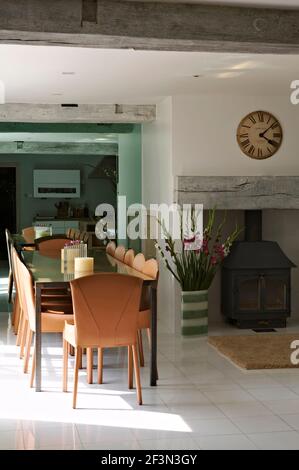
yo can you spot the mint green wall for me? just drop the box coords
[0,154,116,230]
[117,125,142,250]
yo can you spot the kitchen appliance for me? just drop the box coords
[33,170,80,198]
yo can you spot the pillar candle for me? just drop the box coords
[74,257,94,273]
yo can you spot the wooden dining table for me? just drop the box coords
[21,248,158,391]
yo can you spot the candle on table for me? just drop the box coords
[74,257,94,273]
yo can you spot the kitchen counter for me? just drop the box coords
[34,217,95,222]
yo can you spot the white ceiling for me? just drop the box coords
[0,45,298,104]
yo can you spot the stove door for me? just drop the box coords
[235,275,261,312]
[262,273,289,312]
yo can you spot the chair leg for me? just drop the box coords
[73,347,80,409]
[23,329,33,374]
[87,348,93,384]
[12,293,20,331]
[128,346,133,389]
[16,309,24,346]
[20,318,28,359]
[30,344,36,388]
[63,339,69,392]
[137,330,144,367]
[132,344,142,405]
[78,347,83,369]
[98,348,103,384]
[8,271,13,303]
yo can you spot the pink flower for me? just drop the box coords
[211,256,218,265]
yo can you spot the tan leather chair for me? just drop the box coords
[22,227,35,244]
[5,229,14,303]
[106,241,116,256]
[35,236,71,252]
[114,245,126,262]
[124,249,135,267]
[132,253,145,272]
[66,228,75,239]
[63,273,143,408]
[12,248,73,386]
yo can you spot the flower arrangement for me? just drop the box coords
[156,208,241,292]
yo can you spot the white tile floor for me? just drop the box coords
[2,271,299,450]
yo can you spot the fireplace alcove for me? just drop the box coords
[175,176,299,329]
[221,210,295,329]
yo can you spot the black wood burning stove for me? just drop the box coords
[221,210,296,329]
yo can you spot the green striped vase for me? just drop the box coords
[181,290,208,336]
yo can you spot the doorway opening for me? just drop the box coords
[0,166,17,259]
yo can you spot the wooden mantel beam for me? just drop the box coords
[0,1,299,53]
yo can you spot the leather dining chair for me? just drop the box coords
[35,235,71,252]
[124,249,135,267]
[5,229,14,303]
[106,241,116,256]
[22,227,35,244]
[13,248,74,386]
[114,245,126,262]
[132,253,145,272]
[63,273,143,408]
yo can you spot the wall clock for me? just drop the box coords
[236,111,283,160]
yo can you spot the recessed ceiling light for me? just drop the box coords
[62,72,75,75]
[193,74,203,78]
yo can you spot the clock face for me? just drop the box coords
[236,111,283,160]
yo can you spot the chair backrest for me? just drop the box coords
[124,249,135,267]
[22,227,35,244]
[5,229,13,271]
[114,245,126,262]
[66,228,75,239]
[142,259,159,279]
[79,231,89,243]
[70,273,143,347]
[35,235,71,252]
[132,253,146,272]
[106,241,116,256]
[11,247,35,331]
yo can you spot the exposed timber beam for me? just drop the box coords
[0,141,118,154]
[0,1,299,53]
[0,104,156,123]
[176,176,299,210]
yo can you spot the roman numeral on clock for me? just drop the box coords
[248,145,255,155]
[257,148,263,158]
[273,133,281,139]
[257,112,264,122]
[249,115,256,124]
[241,139,250,148]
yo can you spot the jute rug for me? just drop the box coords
[208,334,299,370]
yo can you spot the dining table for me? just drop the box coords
[21,248,158,391]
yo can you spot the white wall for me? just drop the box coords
[143,92,299,331]
[172,94,299,326]
[142,97,177,332]
[172,94,299,176]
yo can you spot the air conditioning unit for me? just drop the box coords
[33,170,80,198]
